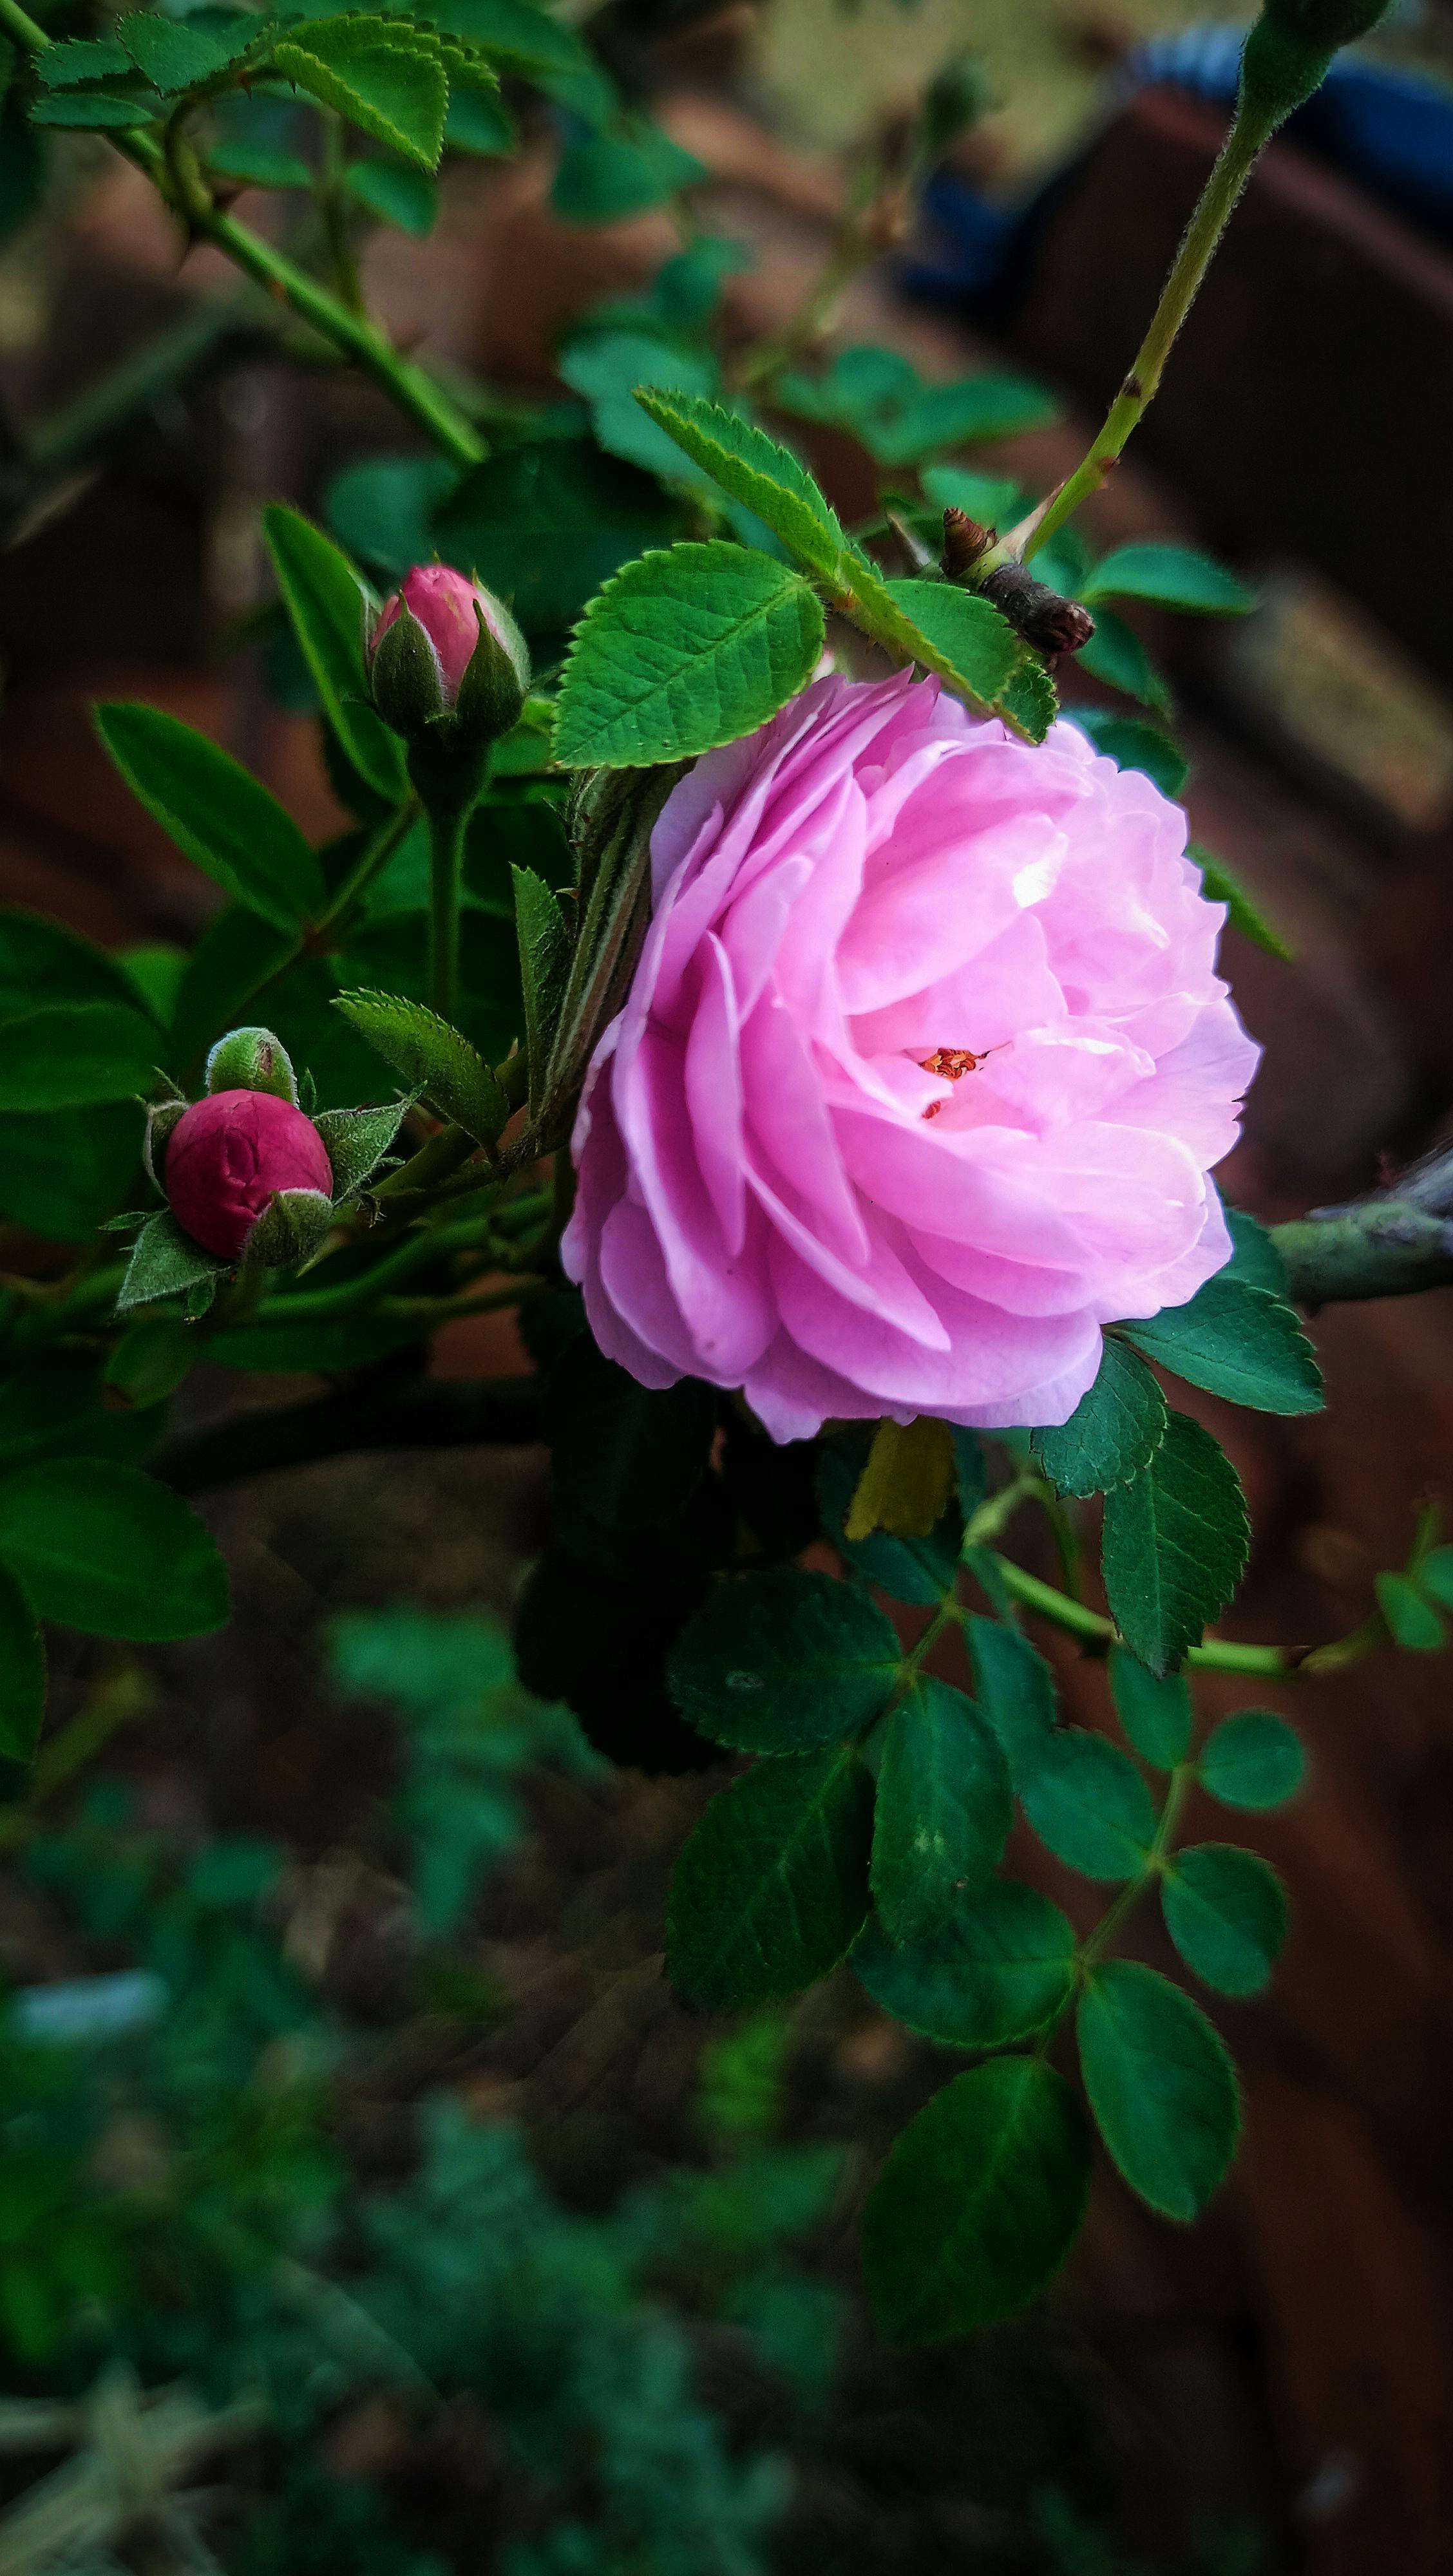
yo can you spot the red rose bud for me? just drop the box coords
[164,1089,334,1264]
[367,564,529,746]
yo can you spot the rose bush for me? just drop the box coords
[565,671,1260,1439]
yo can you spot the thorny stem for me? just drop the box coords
[1018,110,1268,565]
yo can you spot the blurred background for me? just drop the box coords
[3,0,1453,2564]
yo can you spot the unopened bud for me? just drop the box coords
[205,1025,297,1103]
[1239,0,1392,137]
[164,1088,334,1264]
[919,53,989,164]
[367,564,529,749]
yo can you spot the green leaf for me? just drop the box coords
[863,2057,1090,2344]
[1080,543,1255,617]
[208,138,314,188]
[633,392,853,584]
[117,1211,227,1315]
[0,1001,160,1109]
[1077,1960,1239,2221]
[994,650,1058,743]
[271,16,448,170]
[1108,1645,1191,1769]
[1031,1336,1166,1498]
[0,1358,160,1479]
[346,156,438,234]
[0,1559,44,1763]
[95,705,325,932]
[1072,708,1189,800]
[871,1678,1012,1944]
[552,116,705,224]
[667,1569,900,1754]
[0,911,154,1026]
[853,1875,1076,2046]
[325,454,459,582]
[444,84,515,153]
[1075,605,1172,714]
[0,1104,143,1244]
[103,1315,195,1412]
[36,35,131,85]
[29,91,157,129]
[166,907,299,1082]
[1220,1203,1288,1295]
[117,10,254,90]
[966,1615,1056,1791]
[920,464,1032,529]
[1414,1543,1453,1612]
[1020,1727,1157,1880]
[428,0,611,116]
[665,1747,873,2009]
[332,989,508,1145]
[0,1461,229,1641]
[1162,1844,1287,1998]
[510,864,570,1116]
[262,504,408,801]
[553,542,824,770]
[866,372,1058,466]
[559,336,719,483]
[880,578,1021,706]
[312,1098,410,1196]
[1123,1277,1323,1416]
[1198,1709,1306,1810]
[1374,1569,1445,1653]
[435,439,678,645]
[1101,1412,1249,1675]
[1188,843,1293,961]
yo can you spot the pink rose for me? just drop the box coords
[563,672,1260,1441]
[368,564,528,711]
[165,1090,334,1262]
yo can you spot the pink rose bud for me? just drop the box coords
[165,1089,334,1263]
[563,671,1262,1443]
[367,564,529,744]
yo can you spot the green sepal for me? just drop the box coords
[117,1210,228,1314]
[204,1024,298,1103]
[313,1097,413,1197]
[453,599,529,744]
[143,1095,187,1189]
[103,1315,196,1411]
[243,1187,334,1269]
[369,601,448,737]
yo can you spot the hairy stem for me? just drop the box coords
[426,805,468,1023]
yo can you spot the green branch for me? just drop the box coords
[984,1555,1383,1679]
[0,0,484,471]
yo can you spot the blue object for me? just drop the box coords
[904,32,1453,316]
